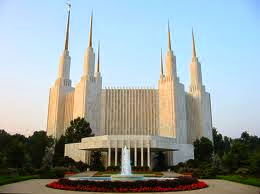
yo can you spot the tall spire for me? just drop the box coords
[168,20,171,51]
[88,11,93,48]
[192,28,197,58]
[189,28,203,89]
[64,3,71,50]
[96,41,100,73]
[160,49,164,76]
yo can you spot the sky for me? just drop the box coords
[0,0,259,138]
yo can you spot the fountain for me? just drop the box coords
[68,146,175,181]
[49,146,203,191]
[48,147,201,192]
[121,146,132,176]
[111,146,144,180]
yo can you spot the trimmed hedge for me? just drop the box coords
[132,166,150,172]
[106,166,120,171]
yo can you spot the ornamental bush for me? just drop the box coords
[107,166,120,171]
[132,166,149,172]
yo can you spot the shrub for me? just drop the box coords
[235,168,249,176]
[186,159,199,168]
[0,168,17,176]
[92,165,105,172]
[39,170,57,179]
[171,162,186,173]
[152,166,161,172]
[192,167,218,179]
[167,166,176,171]
[38,166,69,178]
[133,166,150,172]
[107,166,120,171]
[69,167,80,173]
[75,161,89,172]
[52,167,69,178]
[21,162,35,175]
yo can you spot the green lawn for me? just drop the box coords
[216,175,260,187]
[0,175,39,186]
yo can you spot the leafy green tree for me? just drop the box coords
[223,136,232,154]
[27,131,53,168]
[193,137,213,162]
[249,152,260,175]
[241,131,250,143]
[153,151,166,170]
[0,130,12,153]
[52,118,94,166]
[240,131,260,150]
[221,131,260,174]
[12,134,27,142]
[90,151,104,171]
[222,140,249,171]
[41,136,55,168]
[53,135,66,166]
[7,141,26,168]
[213,128,224,156]
[0,130,11,168]
[65,117,94,143]
[212,128,231,158]
[0,152,8,168]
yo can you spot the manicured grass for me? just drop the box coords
[0,175,39,186]
[216,175,260,187]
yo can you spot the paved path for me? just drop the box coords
[162,171,182,177]
[0,178,259,194]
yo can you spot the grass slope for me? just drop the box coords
[0,175,39,186]
[216,175,260,187]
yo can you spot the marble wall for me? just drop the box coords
[101,88,159,136]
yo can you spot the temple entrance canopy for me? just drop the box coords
[65,135,194,167]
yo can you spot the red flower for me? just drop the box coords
[46,179,208,192]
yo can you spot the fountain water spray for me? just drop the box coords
[110,146,144,180]
[121,146,132,176]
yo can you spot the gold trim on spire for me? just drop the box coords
[168,20,171,51]
[88,11,93,48]
[192,28,197,58]
[64,3,71,50]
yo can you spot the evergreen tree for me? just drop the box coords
[194,137,213,162]
[90,151,104,171]
[154,151,166,170]
[65,117,94,143]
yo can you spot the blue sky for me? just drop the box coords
[0,0,259,137]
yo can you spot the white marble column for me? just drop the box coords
[134,140,137,166]
[108,141,111,166]
[115,146,118,166]
[128,139,131,159]
[141,140,144,167]
[147,142,150,167]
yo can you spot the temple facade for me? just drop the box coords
[47,6,213,167]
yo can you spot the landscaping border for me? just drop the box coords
[46,176,208,192]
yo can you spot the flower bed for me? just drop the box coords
[64,172,78,175]
[46,176,207,192]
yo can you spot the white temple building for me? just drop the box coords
[47,6,213,167]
